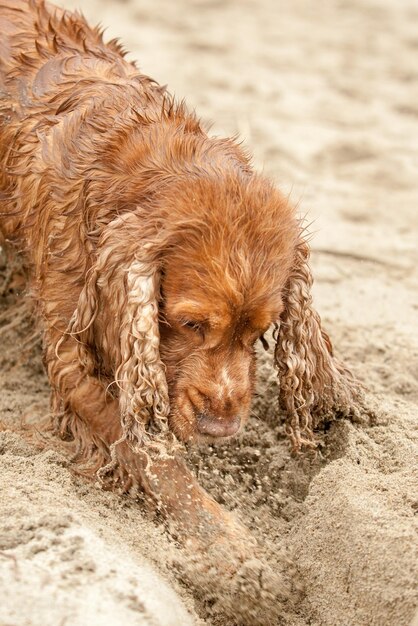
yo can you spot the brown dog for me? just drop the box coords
[0,0,361,555]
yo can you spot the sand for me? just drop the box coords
[0,0,417,624]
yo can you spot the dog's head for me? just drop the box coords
[157,174,298,442]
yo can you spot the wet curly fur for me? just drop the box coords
[0,1,362,497]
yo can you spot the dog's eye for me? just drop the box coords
[182,321,202,332]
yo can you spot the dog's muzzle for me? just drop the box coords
[196,412,241,438]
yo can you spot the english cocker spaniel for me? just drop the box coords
[0,0,362,554]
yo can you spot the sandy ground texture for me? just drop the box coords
[1,0,418,624]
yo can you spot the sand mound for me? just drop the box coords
[289,412,418,626]
[0,432,196,626]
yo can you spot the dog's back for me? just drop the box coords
[0,0,167,242]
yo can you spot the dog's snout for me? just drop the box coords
[196,412,241,438]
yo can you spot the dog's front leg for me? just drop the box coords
[134,452,291,625]
[137,452,255,553]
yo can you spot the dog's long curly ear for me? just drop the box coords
[65,212,176,456]
[274,240,362,451]
[114,255,173,454]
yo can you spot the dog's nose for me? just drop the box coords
[196,412,241,438]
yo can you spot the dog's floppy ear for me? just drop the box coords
[115,254,172,453]
[274,240,362,451]
[65,212,175,455]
